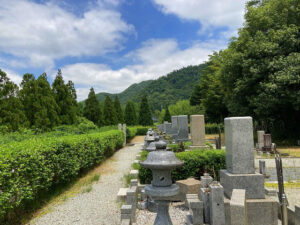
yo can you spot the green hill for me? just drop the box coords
[95,64,206,111]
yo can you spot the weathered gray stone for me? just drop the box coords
[185,194,199,207]
[177,115,189,142]
[171,116,179,134]
[296,205,300,225]
[188,198,204,225]
[164,122,172,134]
[130,179,138,188]
[200,188,210,224]
[121,219,131,225]
[259,160,266,175]
[121,204,132,220]
[201,173,213,188]
[126,186,137,222]
[224,195,278,225]
[123,124,127,146]
[264,187,277,196]
[220,170,265,199]
[117,188,128,202]
[257,130,265,150]
[225,117,255,174]
[173,178,201,201]
[209,182,225,225]
[190,115,206,147]
[118,123,122,130]
[230,189,248,225]
[129,170,138,178]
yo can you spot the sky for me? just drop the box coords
[0,0,247,100]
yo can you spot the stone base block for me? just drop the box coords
[220,170,264,199]
[224,195,278,225]
[117,188,129,202]
[170,178,201,201]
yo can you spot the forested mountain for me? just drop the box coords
[95,64,206,111]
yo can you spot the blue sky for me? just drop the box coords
[0,0,247,100]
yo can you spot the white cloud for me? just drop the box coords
[0,0,134,69]
[62,38,227,101]
[152,0,247,32]
[3,69,23,85]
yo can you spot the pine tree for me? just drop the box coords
[52,69,77,125]
[114,96,123,123]
[138,95,153,126]
[190,84,201,106]
[103,96,117,125]
[0,69,27,132]
[124,100,137,125]
[163,106,171,122]
[84,88,102,126]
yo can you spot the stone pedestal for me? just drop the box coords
[209,182,225,225]
[190,115,206,148]
[220,170,264,199]
[200,188,210,224]
[230,189,248,225]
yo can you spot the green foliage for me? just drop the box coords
[138,95,153,126]
[84,88,102,126]
[138,149,226,184]
[0,70,27,132]
[103,96,117,125]
[190,84,202,106]
[114,96,124,123]
[169,100,203,119]
[125,101,137,125]
[126,126,152,140]
[163,106,171,122]
[0,130,123,223]
[52,69,77,125]
[205,123,224,134]
[94,65,206,111]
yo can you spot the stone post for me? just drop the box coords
[259,160,266,176]
[188,198,204,225]
[230,189,248,225]
[118,123,122,130]
[220,117,265,199]
[121,205,132,220]
[126,186,137,223]
[296,205,300,225]
[190,115,206,149]
[209,182,225,225]
[123,124,127,146]
[257,130,265,150]
[201,173,213,188]
[200,188,210,224]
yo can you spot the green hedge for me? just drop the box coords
[0,130,124,223]
[205,123,224,134]
[137,149,226,184]
[126,126,152,140]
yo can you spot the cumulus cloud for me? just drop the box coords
[152,0,247,32]
[62,38,227,100]
[0,0,134,69]
[3,69,23,86]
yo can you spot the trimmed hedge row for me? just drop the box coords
[126,126,152,140]
[0,130,124,223]
[205,123,224,134]
[137,149,226,184]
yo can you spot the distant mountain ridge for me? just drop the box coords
[95,64,206,111]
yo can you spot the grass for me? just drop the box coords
[81,185,93,193]
[277,147,300,157]
[124,173,136,187]
[265,181,300,189]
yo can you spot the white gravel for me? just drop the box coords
[255,158,300,168]
[136,202,188,225]
[28,143,142,225]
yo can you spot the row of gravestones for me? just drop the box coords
[156,115,207,146]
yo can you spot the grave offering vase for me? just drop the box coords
[140,142,183,225]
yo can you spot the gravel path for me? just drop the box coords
[28,143,142,225]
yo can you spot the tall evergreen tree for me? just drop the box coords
[138,95,153,126]
[19,73,59,130]
[103,96,117,125]
[66,80,77,107]
[190,84,202,106]
[84,87,102,126]
[52,69,77,125]
[114,96,123,123]
[0,69,27,132]
[163,106,171,122]
[124,100,137,125]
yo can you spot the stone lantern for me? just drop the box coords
[140,141,183,225]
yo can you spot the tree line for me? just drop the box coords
[189,0,300,141]
[0,69,153,133]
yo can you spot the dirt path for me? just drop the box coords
[28,143,142,225]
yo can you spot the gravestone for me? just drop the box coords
[263,134,272,152]
[177,115,189,142]
[190,115,206,149]
[171,116,179,140]
[164,121,172,134]
[118,123,122,130]
[220,117,264,199]
[209,181,225,225]
[257,130,265,150]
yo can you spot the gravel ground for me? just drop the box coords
[28,143,142,225]
[255,158,300,168]
[136,202,188,225]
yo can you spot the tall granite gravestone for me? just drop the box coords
[171,116,179,140]
[257,131,265,150]
[220,117,264,199]
[164,121,172,134]
[177,115,189,142]
[189,115,206,149]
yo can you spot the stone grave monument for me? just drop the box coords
[220,117,277,225]
[257,130,265,151]
[189,115,206,149]
[176,115,189,142]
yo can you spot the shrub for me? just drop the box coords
[126,126,152,140]
[0,130,123,223]
[138,149,226,184]
[205,123,224,134]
